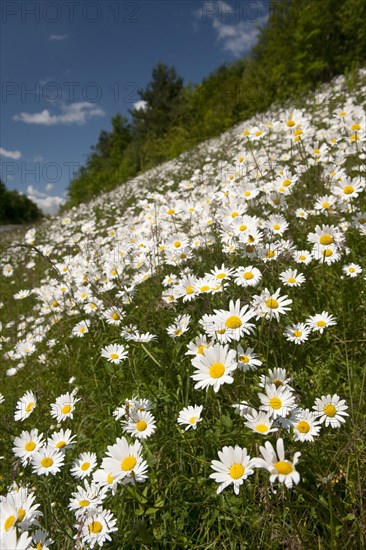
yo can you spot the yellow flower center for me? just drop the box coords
[4,515,16,531]
[189,416,197,424]
[266,250,276,258]
[209,362,225,378]
[348,267,355,273]
[319,234,333,245]
[110,353,119,360]
[273,224,280,230]
[299,255,306,261]
[288,277,296,283]
[167,209,175,215]
[323,403,337,417]
[41,457,54,468]
[107,473,114,483]
[256,424,269,433]
[25,441,36,451]
[229,463,245,479]
[239,355,249,363]
[89,520,103,534]
[111,269,118,276]
[287,120,296,127]
[266,298,279,309]
[216,328,226,335]
[185,285,195,294]
[200,285,210,292]
[61,405,72,415]
[174,241,181,248]
[81,462,90,471]
[297,421,310,433]
[322,201,330,208]
[197,344,208,355]
[56,441,66,449]
[36,543,43,550]
[316,320,326,327]
[293,330,302,337]
[269,397,282,410]
[136,420,147,432]
[323,249,333,257]
[216,273,226,279]
[274,461,293,475]
[231,211,239,218]
[343,185,354,195]
[225,315,242,329]
[313,148,321,155]
[112,313,120,320]
[243,272,254,280]
[17,507,26,522]
[79,499,90,507]
[25,401,34,413]
[283,179,291,186]
[121,456,137,471]
[351,123,361,131]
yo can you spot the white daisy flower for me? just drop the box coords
[343,263,362,277]
[31,446,65,476]
[279,268,306,287]
[210,445,256,494]
[47,428,76,451]
[71,452,98,479]
[236,345,262,371]
[233,265,262,287]
[101,436,148,485]
[78,508,117,549]
[14,391,37,422]
[306,311,337,333]
[284,323,311,344]
[12,429,44,465]
[244,411,277,435]
[313,394,348,427]
[256,438,301,489]
[177,405,203,430]
[101,343,129,364]
[191,342,237,393]
[50,390,80,422]
[252,288,292,321]
[121,411,157,440]
[258,384,296,419]
[291,409,321,442]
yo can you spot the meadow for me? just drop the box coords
[0,69,365,549]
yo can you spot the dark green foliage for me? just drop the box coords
[0,179,43,224]
[66,0,366,208]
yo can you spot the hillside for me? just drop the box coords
[65,0,366,207]
[0,70,365,549]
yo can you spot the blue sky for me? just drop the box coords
[1,0,268,213]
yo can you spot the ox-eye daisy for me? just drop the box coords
[258,384,296,419]
[233,266,262,287]
[244,411,277,436]
[13,429,44,465]
[313,394,348,427]
[279,268,306,287]
[343,263,362,277]
[47,428,76,451]
[177,405,203,430]
[284,323,311,344]
[50,390,80,422]
[71,452,98,479]
[101,436,148,485]
[236,345,262,371]
[122,411,157,440]
[78,509,117,549]
[191,343,237,393]
[14,391,37,422]
[208,299,256,342]
[31,446,64,476]
[210,445,256,494]
[256,438,301,489]
[291,409,321,442]
[101,343,128,364]
[252,288,292,321]
[306,311,336,334]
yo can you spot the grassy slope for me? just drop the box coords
[0,71,366,549]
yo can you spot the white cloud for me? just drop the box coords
[194,2,268,57]
[13,102,105,126]
[132,100,147,111]
[49,34,68,41]
[45,183,54,191]
[26,185,64,215]
[0,147,22,160]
